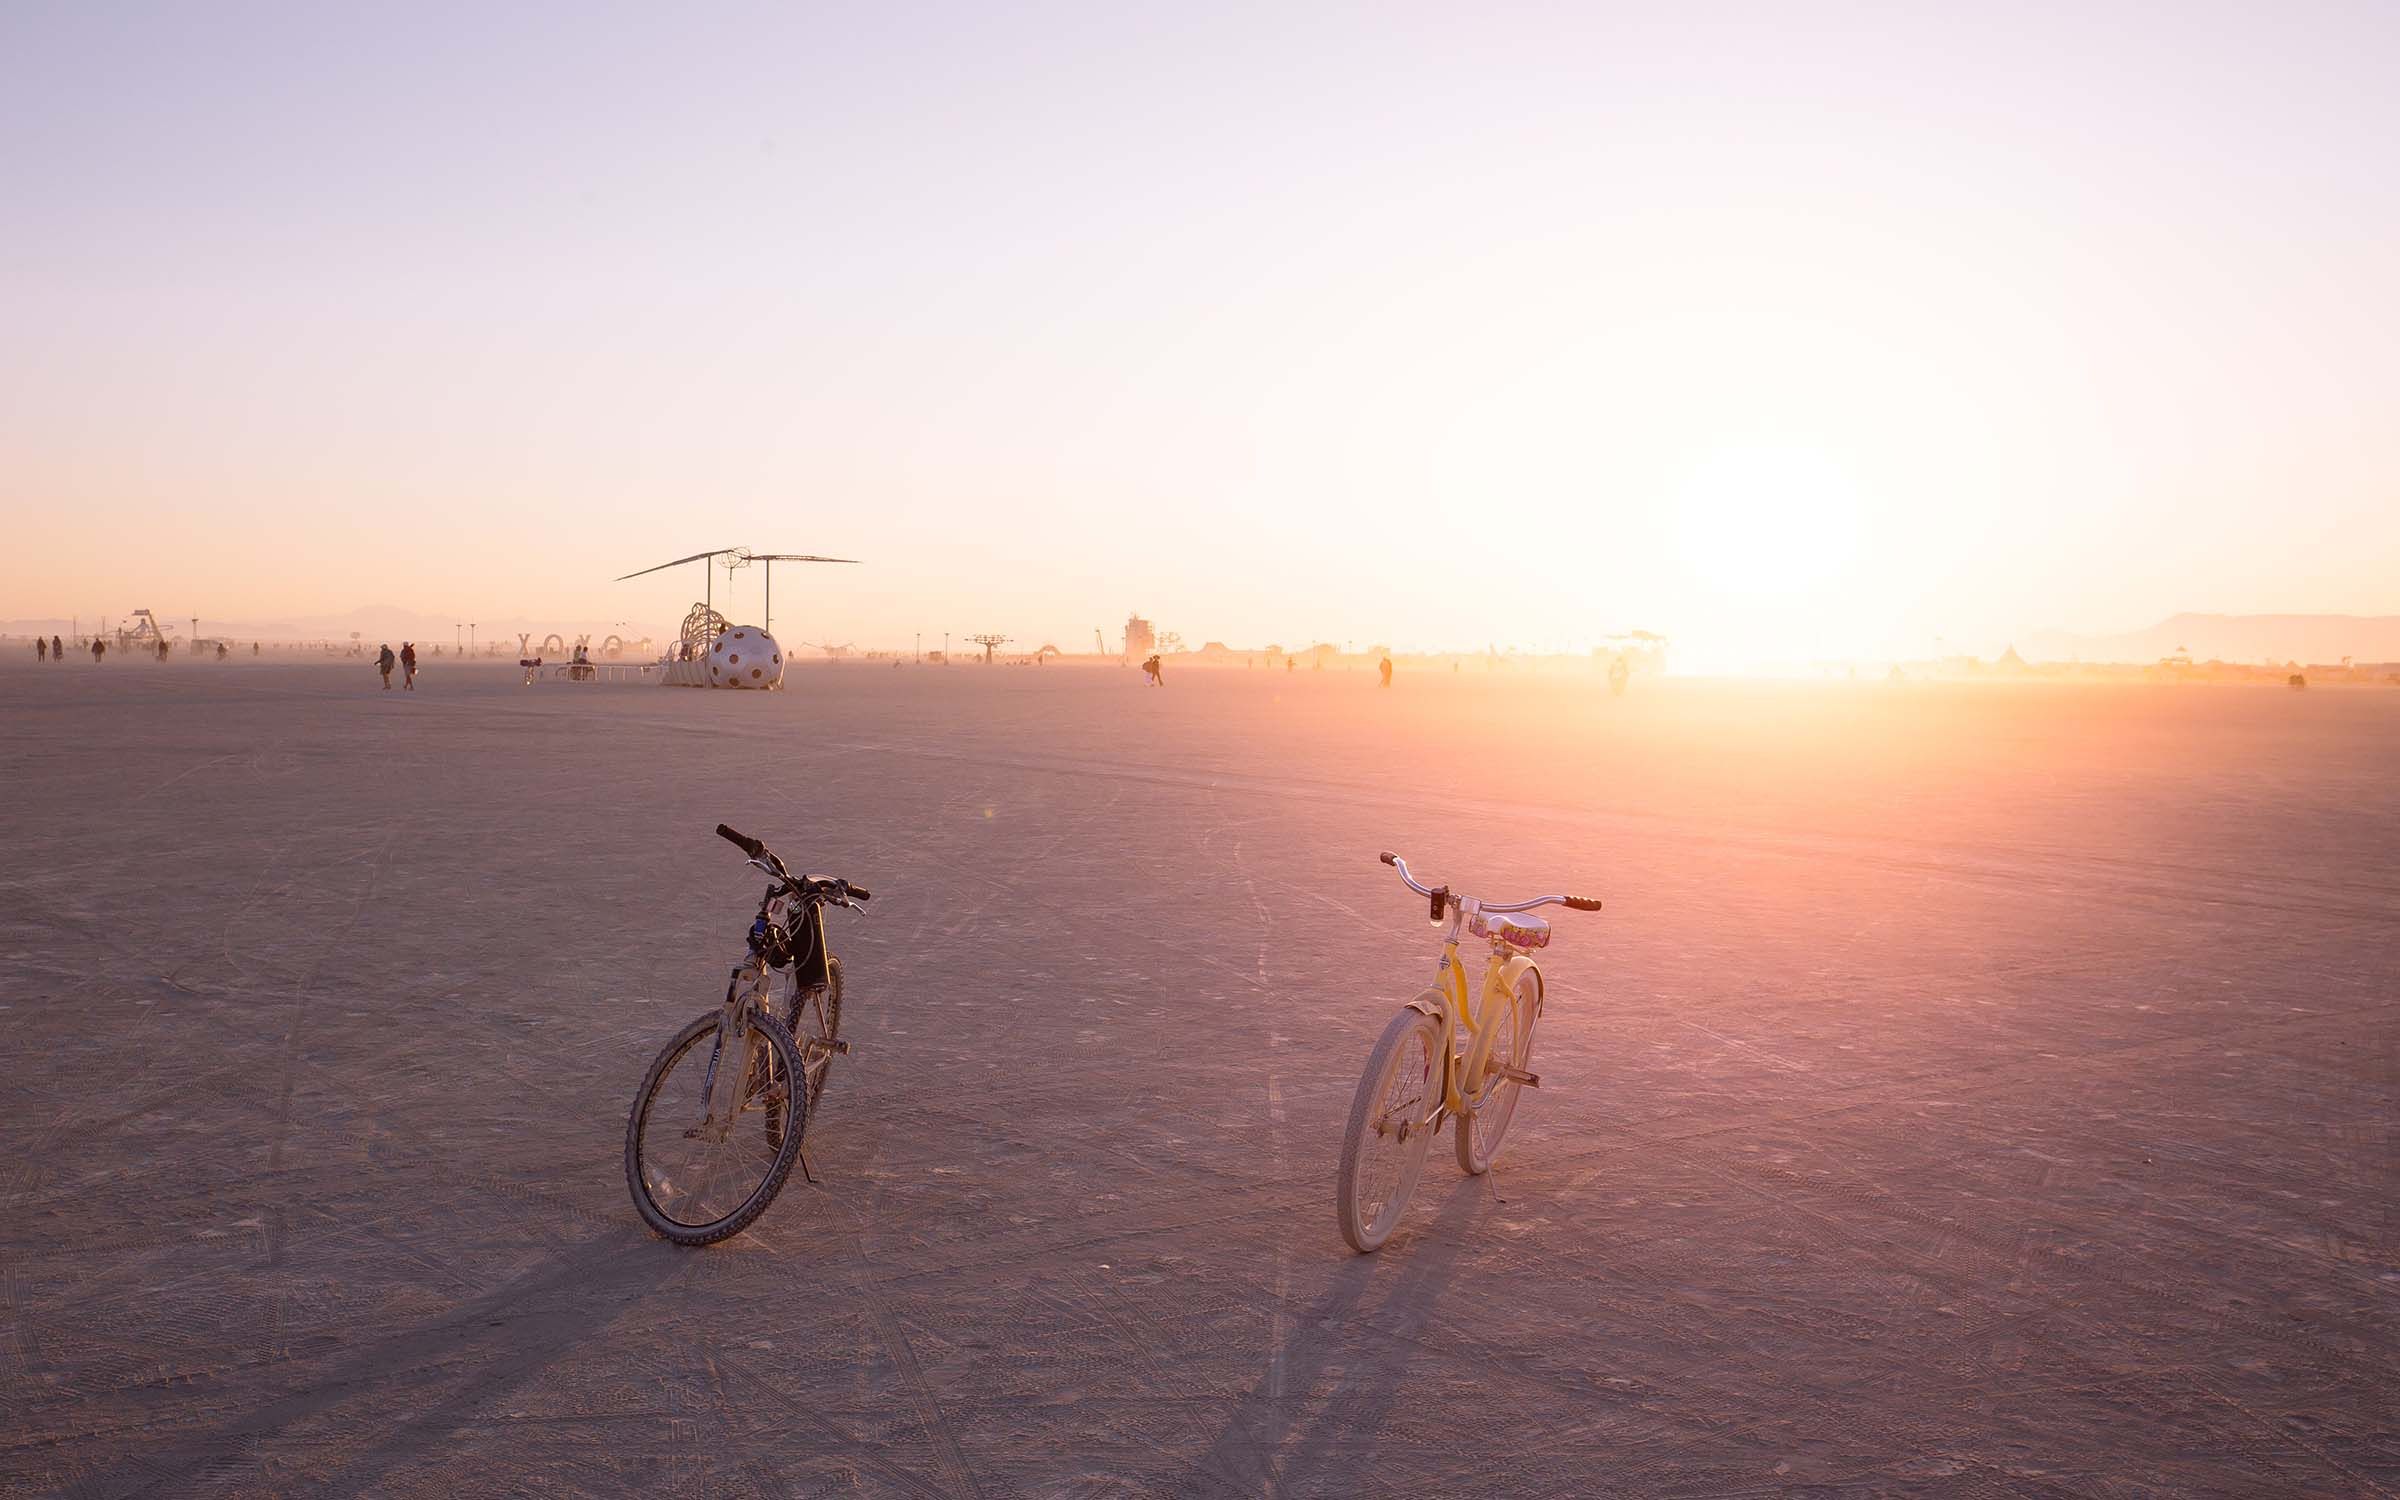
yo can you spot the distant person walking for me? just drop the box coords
[400,641,418,690]
[1608,654,1630,697]
[376,642,396,690]
[216,641,229,660]
[35,637,46,662]
[1378,655,1393,689]
[1141,653,1164,687]
[91,638,105,664]
[53,634,65,661]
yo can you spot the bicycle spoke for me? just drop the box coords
[1341,1009,1439,1249]
[636,1021,798,1230]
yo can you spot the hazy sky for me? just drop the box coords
[4,2,2394,665]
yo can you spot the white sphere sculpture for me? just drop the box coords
[707,626,784,689]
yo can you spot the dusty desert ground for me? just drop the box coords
[1,654,2393,1498]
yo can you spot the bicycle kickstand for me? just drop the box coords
[799,1146,822,1185]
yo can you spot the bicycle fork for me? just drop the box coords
[690,963,768,1144]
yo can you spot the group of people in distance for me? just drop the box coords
[35,634,245,663]
[1137,651,1397,687]
[375,642,419,690]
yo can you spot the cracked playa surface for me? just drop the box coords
[2,657,2394,1497]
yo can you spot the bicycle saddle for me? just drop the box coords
[1469,910,1550,950]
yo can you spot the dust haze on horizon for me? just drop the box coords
[3,3,2394,671]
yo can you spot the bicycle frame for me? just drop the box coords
[691,882,851,1141]
[1406,904,1543,1128]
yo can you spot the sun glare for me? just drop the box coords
[1672,446,1864,605]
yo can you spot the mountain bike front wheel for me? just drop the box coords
[626,1009,806,1246]
[1336,1002,1442,1253]
[1455,966,1540,1175]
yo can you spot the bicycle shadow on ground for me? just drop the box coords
[79,1226,683,1500]
[1191,1178,1492,1493]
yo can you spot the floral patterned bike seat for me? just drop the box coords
[1468,910,1551,950]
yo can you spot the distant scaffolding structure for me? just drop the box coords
[115,609,172,651]
[1123,614,1155,664]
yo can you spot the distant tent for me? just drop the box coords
[1996,645,2029,673]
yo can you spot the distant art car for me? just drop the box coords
[708,626,784,689]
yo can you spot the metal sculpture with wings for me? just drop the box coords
[616,547,859,649]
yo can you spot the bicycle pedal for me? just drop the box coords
[1492,1063,1542,1087]
[829,1039,851,1055]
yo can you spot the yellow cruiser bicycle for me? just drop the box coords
[1336,852,1603,1252]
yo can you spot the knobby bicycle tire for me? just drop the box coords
[625,1008,807,1246]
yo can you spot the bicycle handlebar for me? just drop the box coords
[719,824,872,904]
[1380,852,1601,915]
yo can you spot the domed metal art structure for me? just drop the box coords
[707,626,784,689]
[615,547,859,688]
[680,604,729,657]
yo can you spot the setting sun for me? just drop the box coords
[1672,445,1865,605]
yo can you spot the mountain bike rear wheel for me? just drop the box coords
[1337,1002,1442,1253]
[792,957,843,1115]
[626,1008,806,1246]
[1455,966,1539,1175]
[764,960,842,1157]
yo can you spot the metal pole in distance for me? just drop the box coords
[943,632,949,665]
[764,560,772,640]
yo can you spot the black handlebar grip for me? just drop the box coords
[716,824,763,858]
[1378,851,1397,865]
[846,884,872,902]
[1565,896,1604,911]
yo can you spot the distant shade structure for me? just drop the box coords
[707,626,784,690]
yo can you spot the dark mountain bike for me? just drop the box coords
[624,824,872,1245]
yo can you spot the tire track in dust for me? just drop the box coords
[700,1339,954,1499]
[844,1237,983,1495]
[243,813,405,1442]
[1645,1138,2395,1494]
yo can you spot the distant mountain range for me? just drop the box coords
[2024,613,2400,666]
